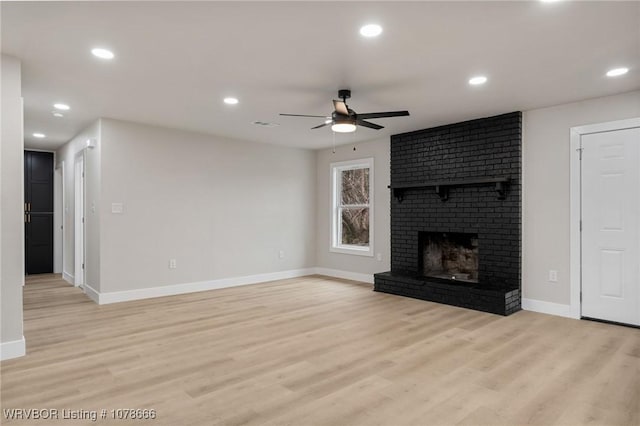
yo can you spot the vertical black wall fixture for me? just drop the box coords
[374,112,522,315]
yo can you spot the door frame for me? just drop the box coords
[569,117,640,320]
[54,160,64,275]
[74,152,85,287]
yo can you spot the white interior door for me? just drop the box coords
[581,126,640,326]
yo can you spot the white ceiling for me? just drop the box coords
[2,1,639,150]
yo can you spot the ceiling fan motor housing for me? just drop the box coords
[338,89,351,101]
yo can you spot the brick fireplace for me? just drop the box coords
[374,112,522,315]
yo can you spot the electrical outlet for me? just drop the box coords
[548,270,558,283]
[169,259,177,269]
[278,250,285,259]
[376,253,382,262]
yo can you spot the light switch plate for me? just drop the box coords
[111,203,123,214]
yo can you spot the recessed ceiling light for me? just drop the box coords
[540,0,562,3]
[33,133,46,138]
[223,97,239,105]
[53,103,70,110]
[469,76,488,86]
[606,67,629,77]
[52,112,64,118]
[91,48,115,60]
[360,24,383,38]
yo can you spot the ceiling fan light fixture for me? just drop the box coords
[331,122,357,133]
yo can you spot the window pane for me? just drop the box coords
[341,207,369,246]
[341,168,369,205]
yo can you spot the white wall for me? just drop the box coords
[98,119,316,293]
[56,121,101,288]
[0,55,25,359]
[315,137,390,279]
[522,90,640,306]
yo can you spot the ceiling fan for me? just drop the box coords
[280,89,409,133]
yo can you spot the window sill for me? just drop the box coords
[330,246,374,257]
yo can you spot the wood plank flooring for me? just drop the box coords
[1,274,639,425]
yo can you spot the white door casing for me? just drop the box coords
[580,125,640,326]
[74,154,85,287]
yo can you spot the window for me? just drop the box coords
[330,158,373,256]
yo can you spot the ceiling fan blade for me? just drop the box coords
[356,119,384,130]
[333,100,349,115]
[280,113,329,118]
[356,111,410,119]
[311,122,331,130]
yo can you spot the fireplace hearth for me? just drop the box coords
[374,112,522,316]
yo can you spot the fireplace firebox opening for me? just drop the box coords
[419,232,479,283]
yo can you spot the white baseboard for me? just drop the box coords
[77,271,577,322]
[90,268,317,305]
[82,267,375,305]
[314,267,374,284]
[84,284,100,304]
[62,271,74,284]
[0,336,26,361]
[522,298,576,319]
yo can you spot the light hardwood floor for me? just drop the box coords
[1,274,639,426]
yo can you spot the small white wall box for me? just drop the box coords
[111,203,124,214]
[85,138,97,149]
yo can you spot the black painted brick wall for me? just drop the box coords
[374,112,522,315]
[387,111,522,295]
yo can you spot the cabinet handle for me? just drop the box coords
[28,202,31,212]
[24,202,27,212]
[28,214,31,223]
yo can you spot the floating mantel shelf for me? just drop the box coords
[389,177,510,202]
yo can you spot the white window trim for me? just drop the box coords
[330,158,374,257]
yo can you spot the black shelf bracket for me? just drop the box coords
[392,188,405,203]
[495,181,507,200]
[389,177,510,203]
[435,185,449,201]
